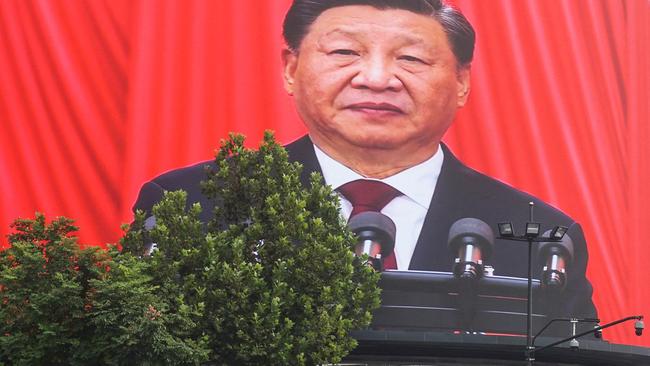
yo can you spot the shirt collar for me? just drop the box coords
[313,144,444,209]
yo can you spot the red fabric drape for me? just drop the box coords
[446,0,649,344]
[1,0,648,345]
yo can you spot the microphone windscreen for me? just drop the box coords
[144,215,157,231]
[348,211,396,254]
[538,230,574,263]
[447,218,495,257]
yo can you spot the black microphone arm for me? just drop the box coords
[448,218,495,280]
[348,211,396,271]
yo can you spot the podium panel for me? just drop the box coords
[342,271,649,365]
[373,270,588,336]
[346,331,650,366]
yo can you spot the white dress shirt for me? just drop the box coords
[313,144,444,270]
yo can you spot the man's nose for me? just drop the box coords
[350,56,403,92]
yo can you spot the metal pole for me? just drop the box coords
[526,202,535,364]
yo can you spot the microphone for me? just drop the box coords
[347,211,396,271]
[143,215,158,256]
[448,218,494,280]
[538,230,574,290]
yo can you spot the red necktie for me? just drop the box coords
[338,179,402,269]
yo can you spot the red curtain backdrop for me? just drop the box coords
[0,0,648,345]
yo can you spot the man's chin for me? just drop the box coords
[342,135,417,151]
[312,127,435,155]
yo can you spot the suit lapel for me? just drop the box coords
[285,135,323,187]
[408,144,481,270]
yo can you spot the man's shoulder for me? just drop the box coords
[133,160,216,215]
[141,135,312,192]
[441,144,575,225]
[133,135,316,214]
[148,160,217,191]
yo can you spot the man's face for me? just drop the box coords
[282,5,470,157]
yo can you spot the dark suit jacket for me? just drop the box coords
[133,135,597,323]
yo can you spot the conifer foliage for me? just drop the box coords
[0,214,111,365]
[0,132,380,365]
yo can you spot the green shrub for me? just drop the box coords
[0,214,109,365]
[1,132,380,365]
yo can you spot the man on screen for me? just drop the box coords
[134,0,597,322]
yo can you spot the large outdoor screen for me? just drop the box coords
[1,0,647,347]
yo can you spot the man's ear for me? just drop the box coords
[281,48,298,95]
[456,66,471,107]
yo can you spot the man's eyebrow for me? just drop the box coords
[321,28,360,39]
[321,28,429,47]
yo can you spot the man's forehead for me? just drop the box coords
[306,6,446,50]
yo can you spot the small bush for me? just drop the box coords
[0,132,380,365]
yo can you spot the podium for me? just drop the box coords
[343,270,650,365]
[346,330,650,365]
[372,270,565,334]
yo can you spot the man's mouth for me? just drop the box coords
[347,102,404,114]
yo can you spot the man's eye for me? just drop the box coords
[330,49,359,56]
[398,55,425,63]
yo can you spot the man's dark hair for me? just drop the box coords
[283,0,475,67]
